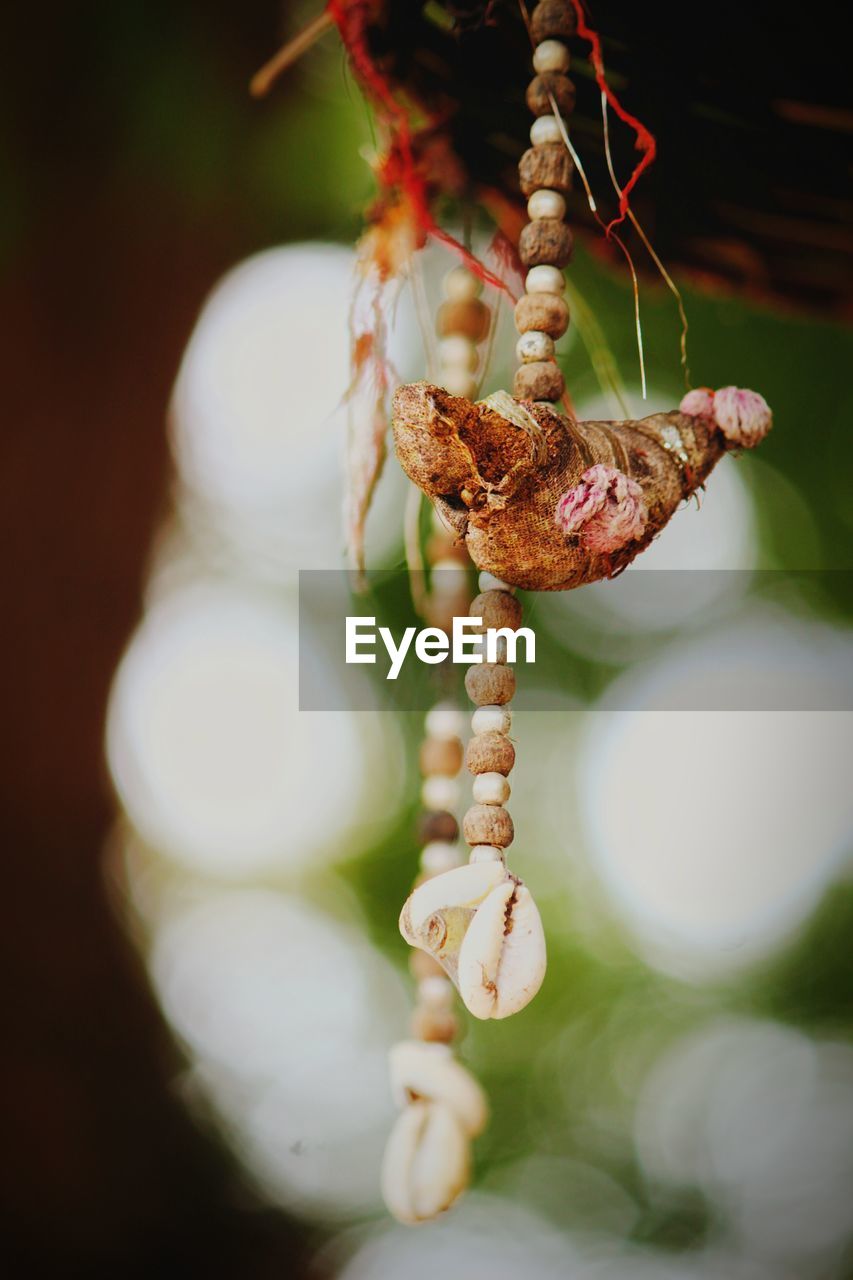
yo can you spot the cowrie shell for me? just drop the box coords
[457,878,546,1019]
[381,1098,470,1224]
[389,1040,488,1138]
[399,861,507,985]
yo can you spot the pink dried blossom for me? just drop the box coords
[679,385,772,448]
[555,464,648,554]
[679,387,715,419]
[712,385,773,447]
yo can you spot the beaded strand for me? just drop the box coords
[462,574,519,869]
[514,0,578,407]
[436,263,491,401]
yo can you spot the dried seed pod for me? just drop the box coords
[518,143,574,196]
[464,663,516,706]
[457,879,547,1020]
[391,382,771,591]
[514,292,570,338]
[469,590,523,632]
[530,0,578,43]
[519,218,574,268]
[513,360,565,402]
[419,810,459,843]
[437,298,490,342]
[381,1099,470,1224]
[410,1007,459,1043]
[465,730,515,776]
[462,803,514,848]
[399,859,507,985]
[389,1040,488,1137]
[420,736,464,777]
[526,72,576,119]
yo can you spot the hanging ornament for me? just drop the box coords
[252,0,774,1228]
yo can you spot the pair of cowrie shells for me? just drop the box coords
[399,860,547,1020]
[382,1039,487,1223]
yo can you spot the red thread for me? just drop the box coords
[327,0,514,299]
[568,0,657,231]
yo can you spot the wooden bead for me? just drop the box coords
[444,265,482,302]
[425,704,466,740]
[516,330,555,363]
[514,360,565,402]
[514,291,570,338]
[469,845,506,864]
[463,804,514,848]
[530,114,562,146]
[478,572,515,594]
[421,776,460,812]
[526,72,576,119]
[519,143,573,197]
[533,39,571,74]
[469,590,524,633]
[419,810,459,843]
[530,0,578,44]
[418,974,455,1009]
[411,1007,459,1043]
[525,264,565,294]
[420,840,460,875]
[437,298,490,342]
[471,704,512,736]
[465,663,516,706]
[410,948,445,980]
[442,367,478,398]
[519,219,574,269]
[420,736,463,776]
[528,189,566,221]
[466,730,516,776]
[438,333,478,371]
[473,771,511,805]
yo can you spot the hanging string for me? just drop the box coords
[600,93,691,387]
[567,0,657,231]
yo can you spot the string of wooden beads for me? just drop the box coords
[463,573,520,868]
[514,0,578,407]
[437,264,491,400]
[408,701,468,1042]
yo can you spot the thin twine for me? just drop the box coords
[600,93,691,387]
[543,70,648,398]
[567,0,656,231]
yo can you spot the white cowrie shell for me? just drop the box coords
[399,861,507,984]
[381,1099,470,1224]
[389,1040,488,1138]
[457,879,546,1019]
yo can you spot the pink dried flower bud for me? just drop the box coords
[712,385,773,448]
[679,387,715,419]
[555,463,648,554]
[680,385,772,449]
